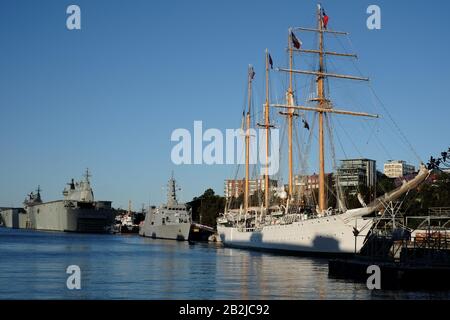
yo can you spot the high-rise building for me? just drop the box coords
[336,159,376,193]
[383,160,416,178]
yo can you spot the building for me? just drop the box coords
[224,178,277,198]
[336,159,377,193]
[384,160,416,178]
[294,173,333,196]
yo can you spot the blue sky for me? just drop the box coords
[0,0,449,209]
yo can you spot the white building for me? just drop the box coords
[383,160,415,178]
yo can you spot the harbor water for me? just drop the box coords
[0,228,449,300]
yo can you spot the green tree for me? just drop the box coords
[403,172,450,216]
[188,189,225,228]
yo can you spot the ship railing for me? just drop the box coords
[428,207,450,216]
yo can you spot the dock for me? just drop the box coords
[329,209,450,289]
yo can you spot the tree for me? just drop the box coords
[188,189,225,228]
[402,172,450,216]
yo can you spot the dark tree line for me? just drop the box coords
[188,189,225,228]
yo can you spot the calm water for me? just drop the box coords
[0,228,449,300]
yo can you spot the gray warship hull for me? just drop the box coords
[1,169,114,233]
[1,201,114,233]
[139,221,191,241]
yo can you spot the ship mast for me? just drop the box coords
[317,5,326,212]
[264,50,270,209]
[84,168,91,182]
[244,65,254,213]
[273,4,378,213]
[279,30,298,201]
[257,49,276,210]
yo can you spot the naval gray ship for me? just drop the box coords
[0,169,114,233]
[139,175,192,241]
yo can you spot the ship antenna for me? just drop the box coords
[84,168,91,182]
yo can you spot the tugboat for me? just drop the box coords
[114,201,141,234]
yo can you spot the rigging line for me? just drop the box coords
[368,83,422,164]
[278,118,287,182]
[334,116,363,157]
[332,122,348,160]
[276,122,286,188]
[358,119,379,151]
[361,121,390,160]
[325,114,346,209]
[366,87,410,156]
[346,35,422,163]
[293,119,306,177]
[299,113,316,179]
[293,121,301,179]
[329,118,358,206]
[326,57,377,116]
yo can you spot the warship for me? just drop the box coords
[216,5,430,255]
[139,175,192,241]
[0,169,114,233]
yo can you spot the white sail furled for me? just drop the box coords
[342,164,430,222]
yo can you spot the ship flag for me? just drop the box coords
[290,31,302,49]
[250,67,255,80]
[321,7,329,29]
[302,119,310,130]
[269,54,273,69]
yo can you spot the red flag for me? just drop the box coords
[322,8,329,29]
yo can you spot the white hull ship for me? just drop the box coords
[217,5,430,255]
[217,166,429,254]
[139,175,192,241]
[217,216,369,254]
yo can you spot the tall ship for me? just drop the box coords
[139,175,192,241]
[0,169,114,233]
[216,5,430,255]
